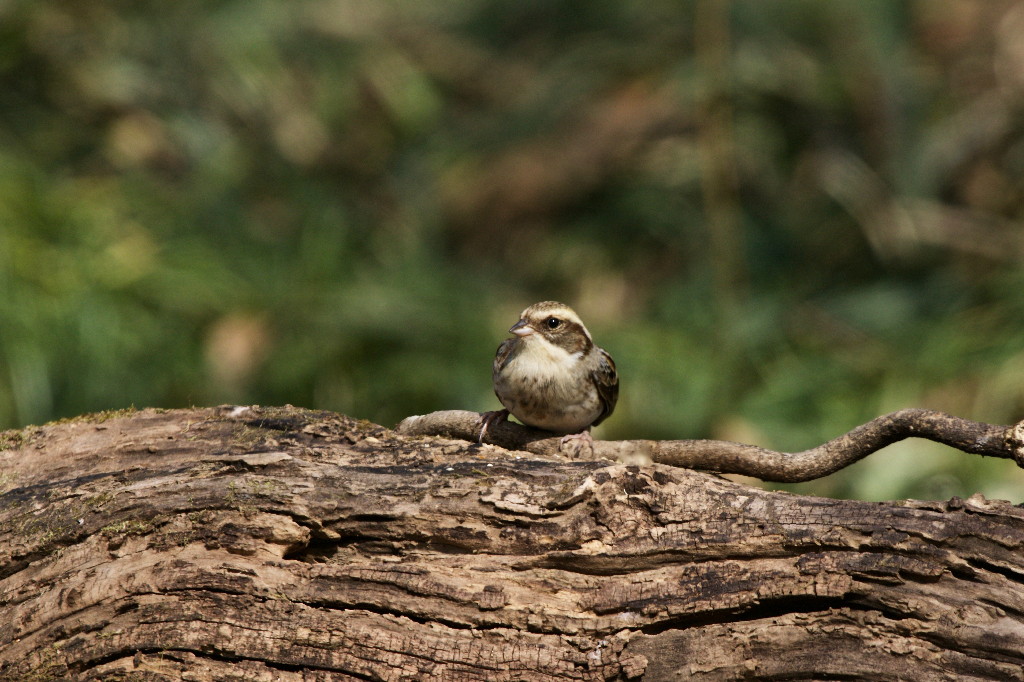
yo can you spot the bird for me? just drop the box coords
[479,301,618,452]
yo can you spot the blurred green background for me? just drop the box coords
[2,0,1024,501]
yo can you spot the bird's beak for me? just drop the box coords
[509,319,535,337]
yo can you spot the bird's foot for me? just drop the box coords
[478,409,509,443]
[559,429,595,458]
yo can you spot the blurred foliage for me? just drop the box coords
[2,0,1024,501]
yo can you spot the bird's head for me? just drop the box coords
[509,301,593,355]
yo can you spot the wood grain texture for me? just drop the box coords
[2,406,1023,680]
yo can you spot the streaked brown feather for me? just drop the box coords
[493,338,518,375]
[590,348,618,426]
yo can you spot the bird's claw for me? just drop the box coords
[478,409,509,443]
[559,430,595,458]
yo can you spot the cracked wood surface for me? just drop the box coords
[1,406,1023,680]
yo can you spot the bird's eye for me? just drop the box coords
[545,317,561,329]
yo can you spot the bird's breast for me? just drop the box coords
[505,338,581,382]
[493,337,600,433]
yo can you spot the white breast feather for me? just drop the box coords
[511,335,578,380]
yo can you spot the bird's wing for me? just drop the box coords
[493,338,518,375]
[590,347,619,426]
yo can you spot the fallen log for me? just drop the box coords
[1,405,1021,680]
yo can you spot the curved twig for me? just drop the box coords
[395,409,1024,483]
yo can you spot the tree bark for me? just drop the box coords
[1,406,1023,680]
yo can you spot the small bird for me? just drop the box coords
[480,301,618,450]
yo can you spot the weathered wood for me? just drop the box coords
[1,406,1023,680]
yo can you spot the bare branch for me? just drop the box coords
[395,408,1024,483]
